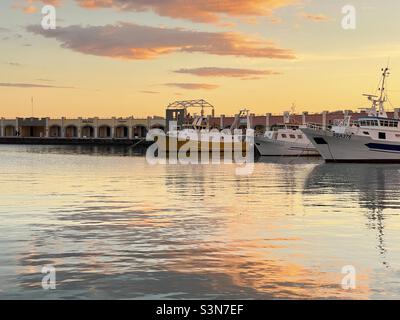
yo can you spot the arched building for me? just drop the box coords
[2,109,399,140]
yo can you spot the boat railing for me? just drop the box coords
[332,119,346,127]
[306,123,323,131]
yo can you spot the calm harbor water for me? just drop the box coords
[1,145,400,299]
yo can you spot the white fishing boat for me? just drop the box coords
[156,108,254,153]
[302,67,400,162]
[255,124,319,156]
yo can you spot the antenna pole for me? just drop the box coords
[379,67,389,102]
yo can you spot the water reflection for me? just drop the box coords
[304,164,400,269]
[23,144,146,157]
[1,146,400,299]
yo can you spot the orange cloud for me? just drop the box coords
[75,0,298,23]
[24,5,38,13]
[302,13,329,22]
[165,83,219,90]
[18,0,297,23]
[140,90,160,94]
[27,23,296,60]
[174,67,281,79]
[23,0,61,5]
[0,82,74,89]
[13,0,61,14]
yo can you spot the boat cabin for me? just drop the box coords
[358,118,399,129]
[264,124,308,143]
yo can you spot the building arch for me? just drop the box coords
[133,125,148,138]
[49,125,61,137]
[115,125,129,139]
[81,125,94,138]
[65,125,78,138]
[4,125,16,137]
[98,125,111,138]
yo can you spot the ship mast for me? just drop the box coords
[363,67,389,118]
[377,67,389,118]
[379,68,389,101]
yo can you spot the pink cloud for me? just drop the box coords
[165,83,219,90]
[302,13,329,22]
[24,5,38,13]
[174,67,281,79]
[75,0,298,23]
[27,23,296,60]
[17,0,298,24]
[13,0,61,13]
[140,90,160,94]
[0,82,74,89]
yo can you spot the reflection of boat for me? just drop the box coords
[255,124,319,156]
[302,67,400,162]
[304,163,400,267]
[256,156,322,165]
[157,107,253,153]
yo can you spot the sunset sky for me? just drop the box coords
[2,0,400,118]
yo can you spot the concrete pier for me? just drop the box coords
[0,116,165,139]
[0,109,393,145]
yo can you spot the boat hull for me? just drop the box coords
[156,135,250,153]
[302,128,400,162]
[254,136,320,156]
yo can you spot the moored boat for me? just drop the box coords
[255,124,319,156]
[156,108,254,154]
[302,67,400,162]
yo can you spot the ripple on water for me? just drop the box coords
[1,146,400,299]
